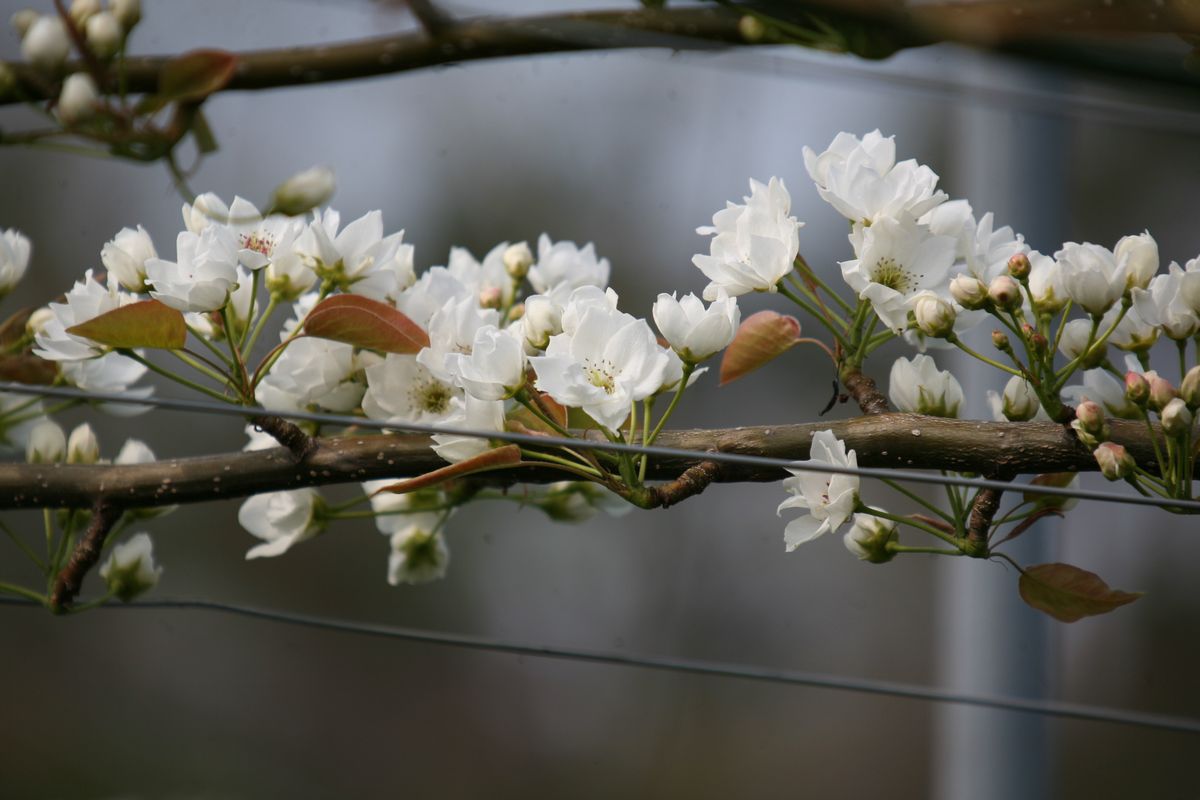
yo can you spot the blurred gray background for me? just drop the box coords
[2,1,1199,798]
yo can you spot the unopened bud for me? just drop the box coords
[992,330,1010,351]
[109,0,141,31]
[1001,376,1040,422]
[1116,230,1159,291]
[522,295,561,351]
[949,275,988,309]
[26,419,66,463]
[507,302,525,321]
[11,9,37,38]
[912,292,955,338]
[25,306,54,336]
[1075,400,1107,437]
[1007,252,1031,280]
[988,275,1021,309]
[66,422,100,464]
[1148,375,1178,412]
[21,16,70,73]
[1181,365,1200,409]
[478,286,502,309]
[69,0,101,27]
[1029,331,1048,354]
[843,512,897,564]
[1161,397,1193,437]
[270,166,335,216]
[85,11,121,58]
[1124,371,1150,407]
[1093,442,1134,481]
[503,241,533,280]
[57,72,99,125]
[738,14,767,42]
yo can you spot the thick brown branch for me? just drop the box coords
[49,500,122,612]
[250,414,316,461]
[967,487,1004,551]
[841,368,890,415]
[648,459,722,509]
[0,415,1169,511]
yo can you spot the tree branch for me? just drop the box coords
[49,499,122,612]
[0,414,1169,511]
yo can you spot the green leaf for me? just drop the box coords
[373,444,523,494]
[719,310,802,386]
[303,294,430,354]
[1018,562,1143,622]
[66,300,187,350]
[160,50,238,104]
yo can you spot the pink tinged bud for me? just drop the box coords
[1181,366,1200,410]
[1161,397,1193,437]
[478,286,502,309]
[1148,375,1178,412]
[1124,371,1150,406]
[949,275,988,310]
[1075,400,1107,436]
[991,330,1010,351]
[988,275,1021,309]
[1007,252,1032,280]
[912,293,955,338]
[1093,442,1134,481]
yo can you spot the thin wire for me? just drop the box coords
[0,595,1195,735]
[4,380,1199,512]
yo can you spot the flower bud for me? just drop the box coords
[99,532,162,601]
[521,294,561,351]
[25,306,54,336]
[738,14,767,42]
[1093,442,1134,481]
[110,0,141,31]
[988,275,1021,309]
[503,241,533,280]
[912,292,955,338]
[26,419,66,463]
[478,286,502,309]
[1161,397,1193,437]
[1001,376,1040,422]
[1007,252,1031,280]
[1115,231,1158,291]
[1181,365,1200,410]
[1075,400,1107,436]
[1148,375,1177,412]
[1124,371,1150,407]
[949,274,988,310]
[69,0,101,27]
[66,422,99,464]
[57,72,99,125]
[21,16,70,73]
[843,512,898,564]
[11,9,38,38]
[85,11,121,58]
[991,330,1010,351]
[270,165,335,216]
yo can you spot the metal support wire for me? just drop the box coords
[3,381,1199,512]
[0,595,1195,736]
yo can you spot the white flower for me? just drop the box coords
[363,354,460,425]
[100,226,156,292]
[844,512,898,563]
[803,129,947,224]
[271,165,336,216]
[447,243,515,307]
[114,438,155,464]
[444,324,527,400]
[0,228,31,296]
[1100,303,1158,352]
[61,352,151,406]
[1115,231,1158,290]
[34,270,129,361]
[1062,369,1139,420]
[1132,262,1199,340]
[146,226,241,312]
[57,72,100,125]
[529,302,669,432]
[527,234,611,296]
[1055,241,1128,316]
[295,209,406,298]
[658,348,708,395]
[840,216,956,333]
[1161,397,1193,437]
[1057,318,1096,362]
[360,480,446,536]
[431,395,507,463]
[66,422,99,464]
[521,294,563,351]
[415,295,499,383]
[238,488,324,559]
[256,338,369,413]
[991,376,1042,421]
[652,291,740,363]
[559,286,620,335]
[99,533,162,601]
[26,419,66,463]
[888,354,962,417]
[110,0,140,31]
[84,11,122,58]
[395,267,472,329]
[1027,250,1067,313]
[777,430,860,551]
[692,177,801,300]
[21,16,70,73]
[387,524,450,585]
[181,192,230,234]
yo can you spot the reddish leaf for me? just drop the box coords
[509,391,569,435]
[0,307,33,349]
[991,508,1064,548]
[303,295,430,354]
[719,310,802,386]
[373,445,523,495]
[66,300,187,350]
[0,354,58,385]
[1023,472,1078,509]
[159,50,238,104]
[1018,563,1143,622]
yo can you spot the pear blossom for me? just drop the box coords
[990,376,1043,422]
[844,512,898,563]
[416,295,500,383]
[21,16,70,73]
[1115,231,1158,290]
[0,228,31,296]
[521,294,563,351]
[256,338,373,413]
[1094,442,1135,481]
[444,325,527,400]
[1161,397,1193,437]
[652,291,740,363]
[57,73,100,125]
[692,177,801,300]
[271,165,335,216]
[395,267,473,329]
[777,430,860,551]
[34,270,130,361]
[1055,241,1128,316]
[238,488,325,559]
[1100,303,1158,352]
[803,129,947,225]
[527,234,611,297]
[61,352,151,404]
[447,243,515,307]
[1132,262,1200,340]
[360,480,447,536]
[503,241,533,279]
[101,226,156,292]
[363,354,460,424]
[1057,318,1099,363]
[530,302,670,431]
[387,524,450,585]
[182,192,231,234]
[840,216,956,333]
[84,11,121,58]
[658,348,708,395]
[146,226,241,312]
[294,209,407,299]
[66,422,99,464]
[888,354,962,417]
[559,286,620,335]
[1027,250,1068,313]
[26,419,66,463]
[114,438,155,464]
[99,533,162,601]
[431,395,507,463]
[910,291,956,338]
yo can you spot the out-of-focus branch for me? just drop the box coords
[0,414,1167,511]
